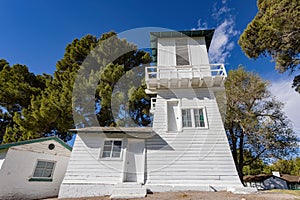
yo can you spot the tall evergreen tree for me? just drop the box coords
[3,32,151,143]
[239,0,300,92]
[0,59,47,143]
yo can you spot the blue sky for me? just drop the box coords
[0,0,299,135]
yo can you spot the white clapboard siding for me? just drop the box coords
[147,88,241,187]
[11,140,70,157]
[0,139,71,200]
[62,134,124,184]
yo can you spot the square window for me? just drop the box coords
[182,108,207,128]
[33,161,55,178]
[102,140,122,158]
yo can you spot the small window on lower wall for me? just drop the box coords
[102,140,122,158]
[29,160,55,182]
[182,108,207,128]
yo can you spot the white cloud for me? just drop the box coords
[197,19,208,29]
[194,2,239,64]
[209,18,239,63]
[269,79,300,135]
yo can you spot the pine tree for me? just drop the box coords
[239,0,300,92]
[0,60,47,143]
[3,32,151,143]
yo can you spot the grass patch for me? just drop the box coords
[266,189,300,196]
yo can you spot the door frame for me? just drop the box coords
[166,99,180,132]
[121,138,145,184]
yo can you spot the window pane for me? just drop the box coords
[36,161,46,168]
[113,145,121,152]
[176,39,189,66]
[182,109,192,127]
[194,109,205,127]
[114,141,122,147]
[112,152,121,158]
[46,162,54,169]
[112,141,122,158]
[33,161,54,178]
[104,141,112,145]
[102,140,122,158]
[102,151,111,158]
[103,145,112,152]
[33,170,43,177]
[43,169,53,177]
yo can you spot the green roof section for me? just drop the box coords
[150,29,215,63]
[0,137,72,151]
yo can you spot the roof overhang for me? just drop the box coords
[70,126,155,138]
[150,29,215,63]
[0,137,72,151]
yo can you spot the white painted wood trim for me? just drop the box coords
[140,144,146,184]
[99,138,124,161]
[29,159,57,180]
[121,137,128,182]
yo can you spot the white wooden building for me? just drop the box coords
[0,137,72,199]
[59,30,242,198]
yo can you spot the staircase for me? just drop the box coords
[110,183,147,199]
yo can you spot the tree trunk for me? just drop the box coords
[238,131,244,185]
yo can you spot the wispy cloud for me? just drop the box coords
[209,18,239,63]
[269,79,300,135]
[194,1,239,64]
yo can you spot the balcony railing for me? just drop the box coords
[145,64,227,80]
[145,64,227,91]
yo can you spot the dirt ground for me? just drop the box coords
[51,191,300,200]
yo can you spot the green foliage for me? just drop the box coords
[239,0,300,92]
[2,32,151,143]
[0,60,48,143]
[2,35,98,143]
[243,150,266,175]
[263,158,300,175]
[224,67,297,182]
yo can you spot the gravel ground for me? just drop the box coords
[48,191,300,200]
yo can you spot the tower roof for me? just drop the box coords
[150,29,215,63]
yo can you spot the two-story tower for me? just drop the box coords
[144,30,242,191]
[59,30,243,199]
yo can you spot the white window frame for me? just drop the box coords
[181,107,208,129]
[32,160,56,179]
[101,139,123,159]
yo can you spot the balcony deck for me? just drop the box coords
[145,64,227,93]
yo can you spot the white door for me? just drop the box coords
[167,101,179,131]
[124,139,145,183]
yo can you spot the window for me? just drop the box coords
[102,140,122,158]
[182,109,192,127]
[194,109,205,127]
[29,160,55,181]
[33,160,55,178]
[182,108,207,128]
[176,39,189,66]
